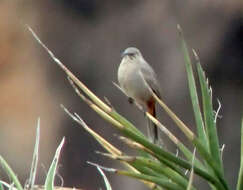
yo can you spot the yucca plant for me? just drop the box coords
[26,25,242,190]
[1,24,242,190]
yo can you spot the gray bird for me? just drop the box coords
[118,47,161,143]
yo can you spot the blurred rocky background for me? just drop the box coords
[0,0,243,189]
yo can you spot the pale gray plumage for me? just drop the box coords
[118,47,161,143]
[118,47,160,105]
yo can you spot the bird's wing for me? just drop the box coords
[140,64,161,98]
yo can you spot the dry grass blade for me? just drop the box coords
[118,136,157,157]
[137,70,195,141]
[87,162,117,173]
[66,77,124,130]
[146,112,179,144]
[61,105,122,156]
[27,26,111,113]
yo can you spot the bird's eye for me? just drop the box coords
[128,53,136,58]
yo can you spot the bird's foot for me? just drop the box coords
[128,97,134,104]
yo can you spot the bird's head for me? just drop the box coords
[121,47,143,61]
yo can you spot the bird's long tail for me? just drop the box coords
[147,100,158,144]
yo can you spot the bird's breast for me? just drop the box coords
[118,60,152,104]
